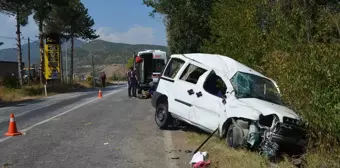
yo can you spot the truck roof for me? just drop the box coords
[137,50,166,55]
[171,53,268,80]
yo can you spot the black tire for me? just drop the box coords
[225,122,244,148]
[155,103,172,129]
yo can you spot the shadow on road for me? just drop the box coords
[0,99,45,108]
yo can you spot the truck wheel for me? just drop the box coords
[155,103,172,129]
[225,122,244,148]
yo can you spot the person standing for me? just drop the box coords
[127,67,138,98]
[100,72,106,88]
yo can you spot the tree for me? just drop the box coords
[46,0,98,83]
[126,57,134,69]
[31,0,69,84]
[0,0,32,87]
[143,0,214,54]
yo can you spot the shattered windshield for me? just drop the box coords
[230,71,283,105]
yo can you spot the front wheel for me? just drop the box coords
[225,123,244,148]
[155,103,172,129]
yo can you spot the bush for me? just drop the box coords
[0,76,19,89]
[263,44,340,140]
[110,73,125,81]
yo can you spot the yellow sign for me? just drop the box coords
[44,44,60,80]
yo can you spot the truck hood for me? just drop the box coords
[238,98,300,120]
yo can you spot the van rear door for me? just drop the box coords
[152,52,167,83]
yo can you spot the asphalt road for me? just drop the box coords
[0,85,192,168]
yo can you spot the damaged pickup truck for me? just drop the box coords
[151,53,307,158]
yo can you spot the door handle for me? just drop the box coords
[187,89,195,95]
[196,91,202,97]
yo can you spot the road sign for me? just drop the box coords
[44,33,60,80]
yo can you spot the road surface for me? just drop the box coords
[0,85,194,168]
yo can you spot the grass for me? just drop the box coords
[185,131,340,168]
[0,82,91,103]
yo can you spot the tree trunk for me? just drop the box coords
[16,7,23,87]
[60,41,63,84]
[39,20,44,85]
[70,35,74,84]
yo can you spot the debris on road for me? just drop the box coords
[189,151,207,164]
[104,142,109,145]
[190,151,210,168]
[2,163,11,168]
[171,157,180,159]
[193,160,211,168]
[84,122,92,126]
[185,150,193,153]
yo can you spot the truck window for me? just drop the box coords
[163,58,185,79]
[153,59,165,73]
[180,64,207,84]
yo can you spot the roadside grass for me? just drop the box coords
[0,82,91,103]
[186,132,340,168]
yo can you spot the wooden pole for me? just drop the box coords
[28,37,31,86]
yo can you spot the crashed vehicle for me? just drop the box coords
[151,53,307,158]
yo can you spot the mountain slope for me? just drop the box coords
[0,39,169,70]
[0,39,85,65]
[73,40,169,67]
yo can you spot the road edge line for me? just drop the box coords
[0,87,126,143]
[163,130,179,168]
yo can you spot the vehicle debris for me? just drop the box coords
[185,150,192,153]
[190,151,210,168]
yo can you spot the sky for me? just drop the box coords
[0,0,167,49]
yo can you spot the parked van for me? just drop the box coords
[134,50,167,91]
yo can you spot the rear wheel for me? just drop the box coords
[155,103,172,129]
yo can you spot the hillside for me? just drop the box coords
[0,39,85,65]
[0,39,169,71]
[72,40,169,69]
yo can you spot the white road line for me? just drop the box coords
[0,92,85,115]
[0,87,126,143]
[163,130,179,168]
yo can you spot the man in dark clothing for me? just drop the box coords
[127,67,138,98]
[100,72,106,88]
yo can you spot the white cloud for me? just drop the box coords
[96,25,156,45]
[0,14,39,49]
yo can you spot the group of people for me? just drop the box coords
[127,67,138,98]
[98,67,138,98]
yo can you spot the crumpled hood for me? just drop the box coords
[238,98,300,120]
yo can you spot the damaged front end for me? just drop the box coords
[246,114,307,159]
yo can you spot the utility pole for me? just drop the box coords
[60,40,63,84]
[91,53,95,88]
[65,42,68,84]
[28,38,31,86]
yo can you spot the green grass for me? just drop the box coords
[185,132,340,168]
[0,82,91,103]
